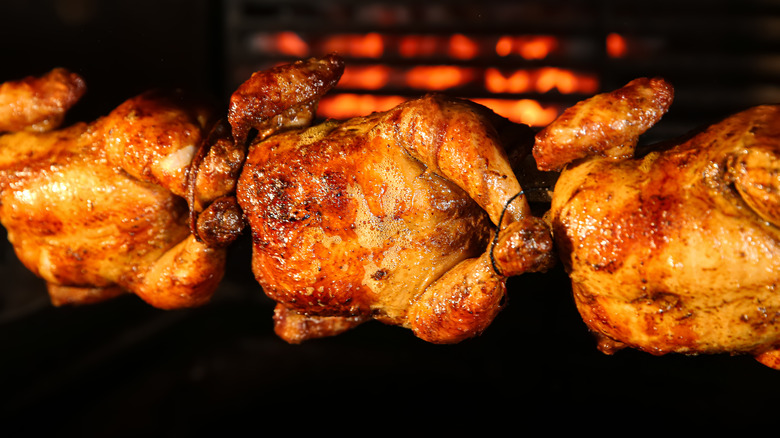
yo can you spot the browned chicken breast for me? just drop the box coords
[0,69,226,309]
[536,77,780,369]
[227,57,555,343]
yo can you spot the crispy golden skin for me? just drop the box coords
[235,86,555,343]
[0,70,225,309]
[537,77,780,368]
[228,54,345,146]
[533,77,673,172]
[0,68,86,133]
[186,56,347,248]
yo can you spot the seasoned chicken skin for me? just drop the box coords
[536,77,780,368]
[230,58,555,343]
[0,69,226,308]
[0,68,86,133]
[187,55,347,249]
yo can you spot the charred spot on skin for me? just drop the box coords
[636,291,684,314]
[590,260,618,273]
[651,293,681,313]
[286,210,310,222]
[739,307,780,332]
[371,269,388,281]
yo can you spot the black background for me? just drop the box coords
[2,1,779,435]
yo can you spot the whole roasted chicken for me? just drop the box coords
[0,68,227,308]
[535,77,780,369]
[215,55,556,344]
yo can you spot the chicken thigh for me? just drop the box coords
[227,58,555,343]
[535,78,780,368]
[0,69,226,309]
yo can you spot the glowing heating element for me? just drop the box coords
[253,32,622,126]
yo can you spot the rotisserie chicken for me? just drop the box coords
[5,54,780,366]
[0,69,227,308]
[219,55,556,344]
[535,77,780,369]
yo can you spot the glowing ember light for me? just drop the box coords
[323,33,385,58]
[495,36,513,57]
[473,98,559,127]
[494,35,558,59]
[251,30,599,128]
[578,76,600,94]
[537,67,599,94]
[606,32,628,58]
[317,94,407,119]
[399,35,439,57]
[275,31,309,57]
[319,93,560,126]
[506,70,532,93]
[485,67,598,95]
[358,33,385,58]
[448,34,479,60]
[406,66,475,90]
[485,68,531,93]
[536,67,575,93]
[485,68,505,93]
[519,36,557,60]
[338,65,391,90]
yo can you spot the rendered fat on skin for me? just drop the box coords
[229,57,555,344]
[536,76,780,369]
[0,69,226,309]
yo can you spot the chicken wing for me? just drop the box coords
[0,68,86,133]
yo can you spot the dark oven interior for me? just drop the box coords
[2,0,780,434]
